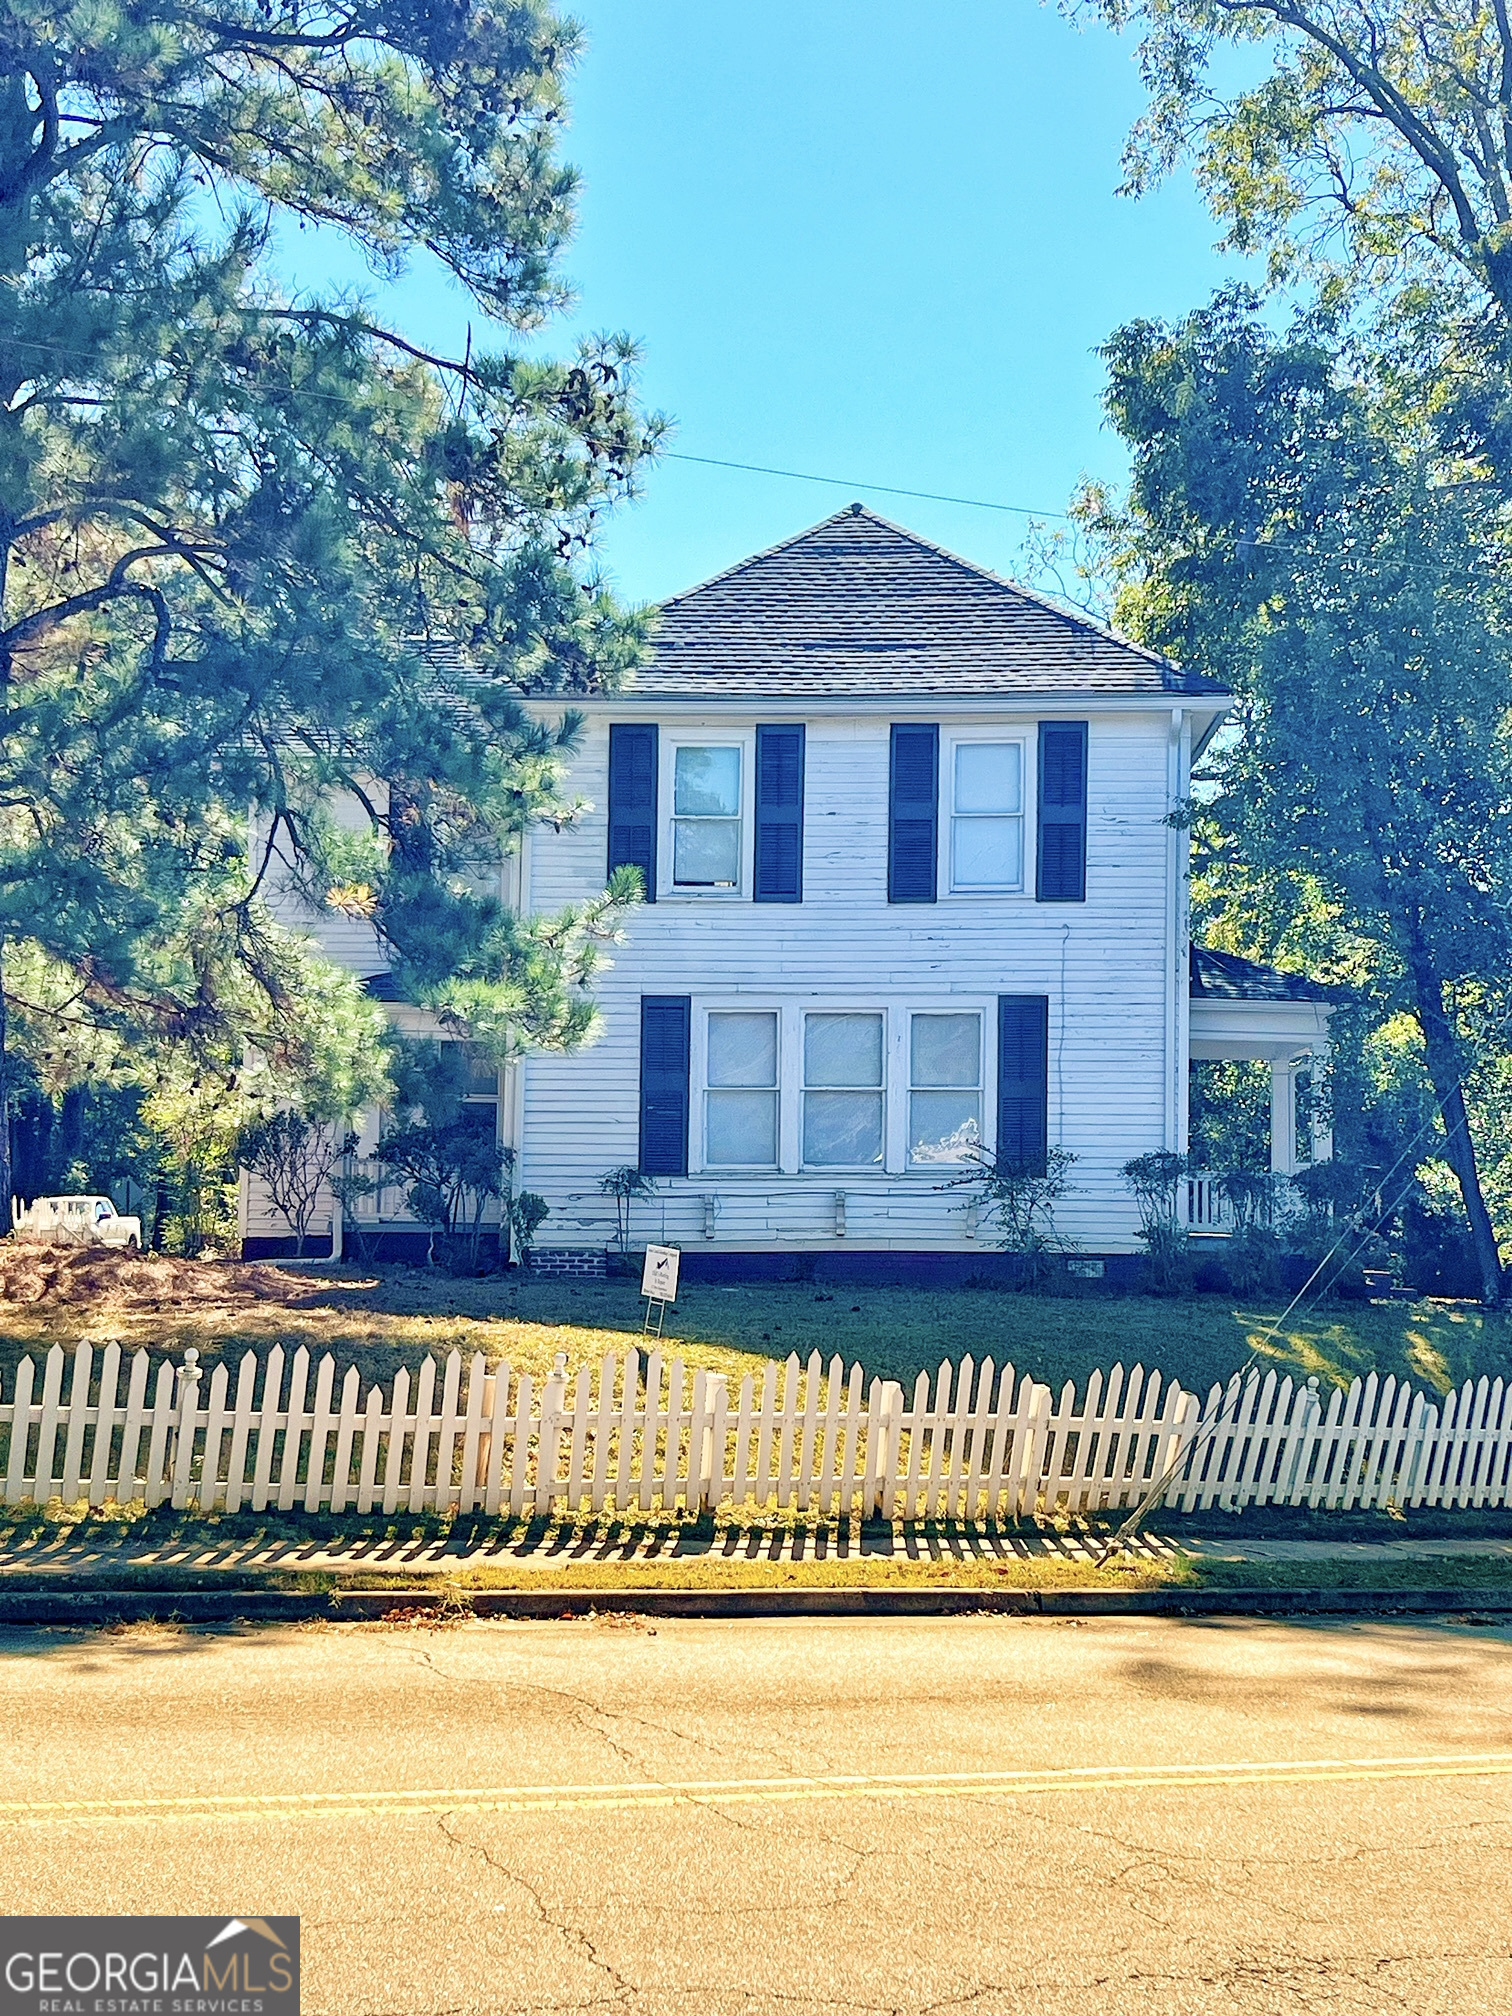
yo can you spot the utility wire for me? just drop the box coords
[662,451,1071,521]
[2,329,1076,522]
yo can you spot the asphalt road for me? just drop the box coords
[3,1612,1512,2014]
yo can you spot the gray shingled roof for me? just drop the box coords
[1190,947,1335,1004]
[630,506,1225,699]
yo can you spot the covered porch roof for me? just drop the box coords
[1189,946,1335,1062]
[1188,947,1337,1180]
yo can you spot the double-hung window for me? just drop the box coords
[802,1012,884,1167]
[909,1012,982,1164]
[949,741,1024,892]
[672,745,742,888]
[705,1011,778,1167]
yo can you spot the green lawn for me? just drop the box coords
[2,1255,1509,1402]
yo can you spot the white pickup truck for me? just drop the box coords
[14,1195,143,1250]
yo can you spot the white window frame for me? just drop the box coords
[800,1006,890,1174]
[658,728,755,900]
[906,1009,985,1168]
[687,997,1000,1179]
[699,1007,781,1172]
[942,730,1031,897]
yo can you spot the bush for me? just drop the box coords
[1121,1150,1192,1296]
[947,1146,1079,1292]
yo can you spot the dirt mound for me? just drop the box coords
[0,1243,323,1312]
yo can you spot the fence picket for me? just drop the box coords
[303,1354,338,1515]
[330,1366,363,1514]
[638,1353,663,1514]
[274,1347,311,1512]
[432,1352,464,1515]
[141,1359,176,1508]
[198,1361,231,1513]
[457,1354,489,1515]
[59,1343,92,1504]
[356,1381,385,1514]
[775,1355,800,1512]
[3,1356,34,1504]
[31,1348,65,1504]
[88,1343,122,1507]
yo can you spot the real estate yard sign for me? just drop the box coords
[640,1244,680,1335]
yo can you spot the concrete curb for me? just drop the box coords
[1,1585,1511,1625]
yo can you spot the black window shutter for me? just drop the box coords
[754,724,805,902]
[639,995,690,1176]
[888,724,938,903]
[997,995,1049,1176]
[1036,720,1088,902]
[608,723,658,901]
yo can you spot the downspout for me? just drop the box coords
[1165,707,1189,1154]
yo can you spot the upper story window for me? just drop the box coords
[802,1011,884,1167]
[909,1012,982,1164]
[949,741,1024,892]
[705,1010,778,1167]
[673,745,742,888]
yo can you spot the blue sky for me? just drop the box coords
[292,2,1253,607]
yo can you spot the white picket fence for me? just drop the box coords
[2,1343,1511,1521]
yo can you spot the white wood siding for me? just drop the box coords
[522,711,1176,1254]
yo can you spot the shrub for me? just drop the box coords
[1121,1150,1191,1296]
[947,1146,1078,1292]
[507,1190,550,1267]
[599,1166,657,1260]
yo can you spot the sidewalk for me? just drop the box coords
[4,1519,1512,1580]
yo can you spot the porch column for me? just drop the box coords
[1269,1058,1298,1175]
[1306,1041,1333,1165]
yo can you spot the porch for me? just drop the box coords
[1185,948,1336,1236]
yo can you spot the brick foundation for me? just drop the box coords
[528,1247,609,1279]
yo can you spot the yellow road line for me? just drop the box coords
[5,1754,1512,1827]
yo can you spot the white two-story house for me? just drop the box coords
[243,506,1334,1275]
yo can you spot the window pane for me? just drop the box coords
[708,1011,777,1088]
[707,1089,777,1165]
[804,1012,883,1087]
[674,818,740,885]
[910,1092,982,1165]
[911,1013,980,1088]
[675,745,740,816]
[803,1091,884,1166]
[462,1049,500,1097]
[952,815,1022,889]
[954,742,1021,814]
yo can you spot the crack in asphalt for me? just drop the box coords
[435,1809,637,2011]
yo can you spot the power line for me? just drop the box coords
[662,451,1072,522]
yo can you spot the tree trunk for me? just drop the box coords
[1407,945,1504,1305]
[0,934,11,1236]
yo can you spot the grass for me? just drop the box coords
[2,1255,1511,1404]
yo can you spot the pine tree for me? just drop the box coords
[0,3,661,1224]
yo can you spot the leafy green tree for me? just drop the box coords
[0,2,661,1226]
[1089,297,1512,1300]
[1080,1,1512,325]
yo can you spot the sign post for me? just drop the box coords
[640,1243,681,1336]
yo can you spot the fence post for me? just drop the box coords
[536,1351,569,1517]
[170,1349,203,1510]
[877,1380,904,1521]
[703,1374,728,1513]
